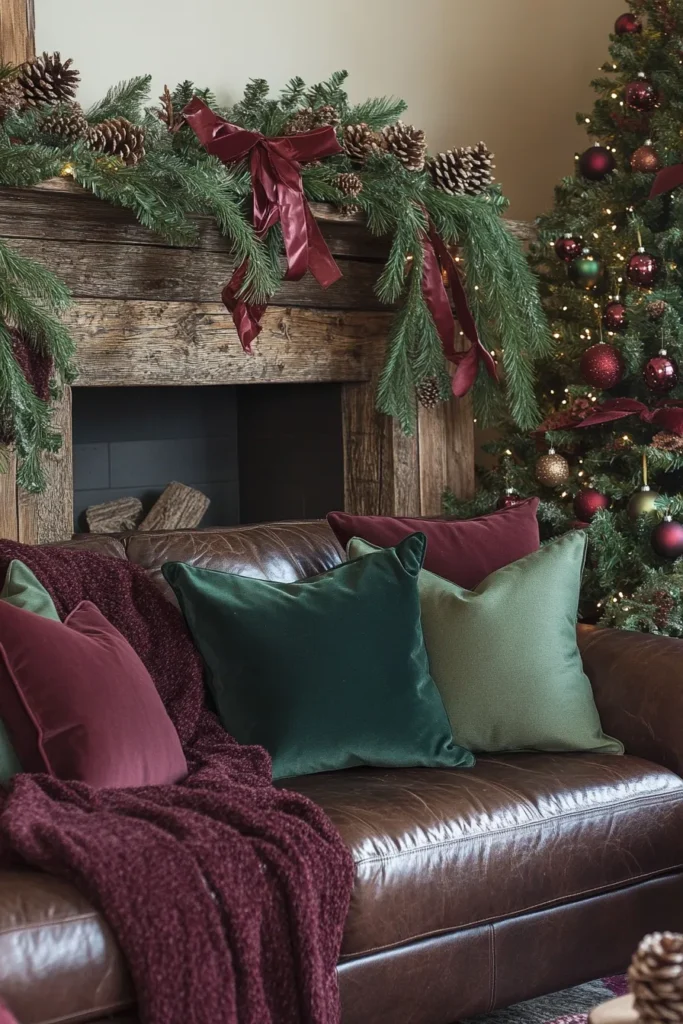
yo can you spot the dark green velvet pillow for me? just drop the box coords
[162,533,474,779]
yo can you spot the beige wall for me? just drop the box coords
[35,0,624,220]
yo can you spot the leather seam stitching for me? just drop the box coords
[351,790,683,866]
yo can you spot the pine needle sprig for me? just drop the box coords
[85,76,152,124]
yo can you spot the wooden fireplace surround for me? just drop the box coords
[0,179,477,543]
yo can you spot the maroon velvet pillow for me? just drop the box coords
[327,499,540,590]
[0,600,187,788]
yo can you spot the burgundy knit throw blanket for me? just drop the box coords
[0,540,354,1024]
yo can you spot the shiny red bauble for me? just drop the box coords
[554,234,583,262]
[580,342,624,389]
[625,75,659,112]
[573,489,610,522]
[615,12,642,33]
[626,249,659,288]
[496,489,523,510]
[643,350,679,393]
[651,517,683,559]
[602,300,628,333]
[578,145,616,181]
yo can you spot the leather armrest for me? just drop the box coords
[579,625,683,777]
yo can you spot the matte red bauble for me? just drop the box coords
[580,343,624,389]
[573,488,610,522]
[602,300,628,333]
[615,12,642,33]
[643,350,679,393]
[554,234,583,263]
[625,75,659,112]
[578,145,616,181]
[651,517,683,559]
[497,489,523,510]
[630,144,660,173]
[626,248,659,287]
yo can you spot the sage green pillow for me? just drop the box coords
[0,559,61,781]
[0,560,60,621]
[162,532,474,780]
[348,532,622,755]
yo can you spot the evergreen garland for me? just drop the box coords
[0,64,550,490]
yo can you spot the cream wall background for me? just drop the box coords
[35,0,624,220]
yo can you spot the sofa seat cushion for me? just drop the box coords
[288,753,683,959]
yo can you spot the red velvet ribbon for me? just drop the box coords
[421,221,497,397]
[573,397,683,436]
[184,97,343,351]
[650,164,683,198]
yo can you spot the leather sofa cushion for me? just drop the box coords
[289,753,683,958]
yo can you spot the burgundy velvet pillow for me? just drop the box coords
[0,600,187,788]
[327,499,540,590]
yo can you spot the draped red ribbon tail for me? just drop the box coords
[651,164,683,198]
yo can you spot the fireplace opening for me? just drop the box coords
[72,384,344,533]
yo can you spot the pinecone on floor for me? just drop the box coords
[466,141,496,194]
[628,932,683,1022]
[334,172,363,214]
[416,378,443,409]
[17,52,80,107]
[382,121,427,172]
[285,104,340,134]
[88,117,146,165]
[342,122,380,162]
[0,65,22,121]
[428,148,474,194]
[40,103,89,142]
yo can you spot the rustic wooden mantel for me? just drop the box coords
[0,179,488,543]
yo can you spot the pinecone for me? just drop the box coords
[88,117,146,166]
[416,378,443,409]
[652,431,683,452]
[17,52,80,108]
[285,104,340,134]
[334,172,363,214]
[428,148,474,195]
[629,932,683,1022]
[0,67,22,122]
[155,85,180,132]
[343,122,380,163]
[40,103,89,142]
[382,121,427,172]
[466,141,496,194]
[648,299,668,321]
[652,589,676,630]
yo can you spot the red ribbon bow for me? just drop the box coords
[650,164,683,198]
[574,396,683,436]
[420,220,497,397]
[184,97,343,351]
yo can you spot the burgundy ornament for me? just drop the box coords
[651,516,683,559]
[626,248,659,288]
[573,488,610,522]
[578,145,616,181]
[496,489,523,510]
[602,300,628,333]
[643,349,679,393]
[554,234,583,263]
[580,342,624,389]
[615,12,642,33]
[625,74,659,112]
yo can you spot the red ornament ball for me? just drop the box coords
[602,300,628,333]
[573,488,610,522]
[643,350,679,393]
[497,489,523,510]
[630,144,660,173]
[625,75,659,112]
[651,517,683,559]
[615,12,642,33]
[627,249,659,288]
[554,234,583,263]
[578,145,616,181]
[580,342,624,389]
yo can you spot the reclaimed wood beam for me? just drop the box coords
[0,0,35,64]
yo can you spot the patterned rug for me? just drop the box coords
[461,975,628,1024]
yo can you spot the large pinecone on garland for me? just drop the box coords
[40,103,89,142]
[429,142,495,195]
[334,172,363,214]
[416,377,444,409]
[343,123,379,162]
[0,67,22,121]
[467,141,496,193]
[17,52,80,107]
[285,104,340,134]
[88,117,146,165]
[381,121,427,172]
[629,932,683,1022]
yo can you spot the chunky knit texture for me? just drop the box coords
[0,540,354,1024]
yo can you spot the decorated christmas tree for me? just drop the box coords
[445,0,683,636]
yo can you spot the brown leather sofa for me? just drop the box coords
[2,520,683,1024]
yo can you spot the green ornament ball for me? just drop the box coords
[627,486,661,519]
[568,249,603,291]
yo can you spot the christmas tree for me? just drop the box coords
[445,0,683,636]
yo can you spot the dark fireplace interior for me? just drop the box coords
[72,384,344,533]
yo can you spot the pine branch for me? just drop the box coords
[85,76,152,123]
